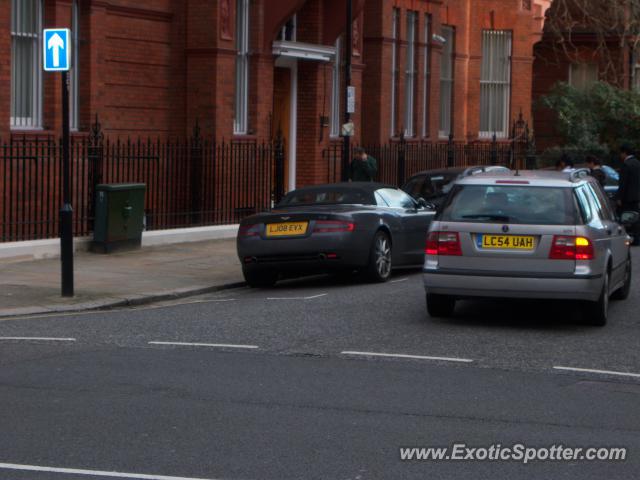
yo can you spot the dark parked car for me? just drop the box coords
[237,183,436,287]
[402,165,510,207]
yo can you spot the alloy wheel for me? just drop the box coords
[375,236,392,278]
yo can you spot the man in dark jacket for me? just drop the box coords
[349,147,378,182]
[616,145,640,212]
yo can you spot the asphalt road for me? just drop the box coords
[0,252,639,479]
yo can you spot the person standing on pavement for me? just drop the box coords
[586,155,606,188]
[616,145,640,213]
[349,147,378,182]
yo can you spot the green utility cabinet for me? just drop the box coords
[92,183,146,253]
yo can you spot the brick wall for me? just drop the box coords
[0,0,543,189]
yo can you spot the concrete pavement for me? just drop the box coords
[0,238,244,318]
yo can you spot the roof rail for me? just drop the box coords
[570,168,590,182]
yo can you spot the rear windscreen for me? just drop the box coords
[439,185,578,225]
[278,188,372,206]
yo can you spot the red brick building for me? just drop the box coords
[1,0,548,191]
[532,1,639,151]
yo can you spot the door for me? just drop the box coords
[272,67,291,195]
[377,188,433,264]
[584,183,628,286]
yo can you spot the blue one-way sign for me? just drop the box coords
[43,29,71,72]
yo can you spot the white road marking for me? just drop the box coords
[390,278,409,284]
[553,366,640,379]
[341,351,474,363]
[0,462,220,480]
[0,337,76,342]
[267,293,328,301]
[142,299,237,309]
[148,342,258,350]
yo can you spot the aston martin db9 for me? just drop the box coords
[237,183,436,287]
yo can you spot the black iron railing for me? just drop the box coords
[1,120,279,242]
[324,136,534,186]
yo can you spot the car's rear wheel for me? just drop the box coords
[612,256,632,301]
[242,267,278,288]
[584,271,610,327]
[367,231,392,282]
[426,293,456,318]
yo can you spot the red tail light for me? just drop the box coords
[313,220,355,233]
[549,236,594,260]
[425,231,462,256]
[239,224,261,237]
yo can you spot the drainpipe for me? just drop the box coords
[341,0,353,182]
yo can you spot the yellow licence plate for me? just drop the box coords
[266,222,309,237]
[479,234,535,250]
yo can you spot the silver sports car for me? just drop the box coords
[237,183,436,287]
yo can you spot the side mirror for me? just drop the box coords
[417,197,436,210]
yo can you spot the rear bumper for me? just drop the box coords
[242,254,360,273]
[423,268,603,302]
[237,231,371,271]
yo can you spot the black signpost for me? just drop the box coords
[44,28,74,297]
[60,70,74,297]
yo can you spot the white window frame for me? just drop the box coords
[390,8,399,137]
[70,0,80,131]
[439,26,454,139]
[479,30,512,139]
[404,11,417,137]
[278,14,297,42]
[10,0,43,129]
[330,37,341,138]
[422,15,430,138]
[234,0,250,135]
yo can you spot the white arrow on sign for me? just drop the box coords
[47,33,64,67]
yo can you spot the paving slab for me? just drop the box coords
[0,238,244,318]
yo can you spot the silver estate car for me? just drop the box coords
[423,170,632,326]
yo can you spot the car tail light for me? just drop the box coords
[313,220,355,233]
[549,236,594,260]
[425,231,462,256]
[239,224,261,237]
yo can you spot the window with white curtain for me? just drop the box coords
[404,11,417,137]
[422,15,431,138]
[10,0,43,129]
[479,30,512,138]
[390,8,399,137]
[234,0,250,135]
[330,37,341,138]
[70,0,80,131]
[569,63,598,91]
[439,26,455,138]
